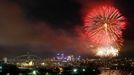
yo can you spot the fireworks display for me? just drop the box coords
[96,46,119,57]
[84,5,126,57]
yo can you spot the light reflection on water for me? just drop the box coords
[43,70,131,75]
[99,70,131,75]
[17,69,132,75]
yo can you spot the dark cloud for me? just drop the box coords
[0,1,33,45]
[0,0,93,58]
[13,0,82,31]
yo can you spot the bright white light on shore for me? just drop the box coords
[73,68,78,73]
[96,46,119,57]
[82,69,86,72]
[32,70,37,75]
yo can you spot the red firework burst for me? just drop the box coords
[84,5,127,57]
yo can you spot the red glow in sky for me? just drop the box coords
[84,5,127,57]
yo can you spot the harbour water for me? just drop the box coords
[99,70,131,75]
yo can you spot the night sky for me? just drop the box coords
[0,0,134,58]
